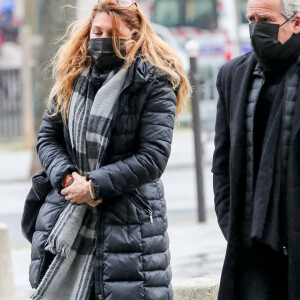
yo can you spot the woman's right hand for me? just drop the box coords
[62,172,102,207]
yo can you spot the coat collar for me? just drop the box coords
[125,55,174,90]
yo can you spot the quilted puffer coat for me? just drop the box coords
[22,55,178,300]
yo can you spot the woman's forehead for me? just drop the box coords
[92,12,113,29]
[91,10,131,38]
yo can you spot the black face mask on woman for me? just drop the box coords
[87,38,127,72]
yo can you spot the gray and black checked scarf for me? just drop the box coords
[31,64,128,300]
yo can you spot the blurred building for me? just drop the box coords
[0,0,22,45]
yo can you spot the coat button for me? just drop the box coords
[283,245,288,256]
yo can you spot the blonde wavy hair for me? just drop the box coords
[47,0,192,124]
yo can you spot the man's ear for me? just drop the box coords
[293,13,300,34]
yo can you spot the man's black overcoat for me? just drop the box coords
[212,51,300,300]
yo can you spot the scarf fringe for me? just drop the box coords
[31,290,43,300]
[45,241,71,257]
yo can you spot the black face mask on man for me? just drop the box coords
[87,38,127,72]
[248,15,300,72]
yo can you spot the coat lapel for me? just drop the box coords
[228,53,258,244]
[230,53,257,148]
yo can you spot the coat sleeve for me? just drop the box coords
[87,80,177,199]
[36,96,79,193]
[211,66,231,241]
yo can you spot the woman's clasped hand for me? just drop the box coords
[60,171,102,207]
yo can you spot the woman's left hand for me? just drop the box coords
[61,171,98,205]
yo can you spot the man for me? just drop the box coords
[212,0,300,299]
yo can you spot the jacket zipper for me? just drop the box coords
[128,189,153,223]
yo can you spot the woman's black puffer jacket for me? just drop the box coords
[24,55,178,300]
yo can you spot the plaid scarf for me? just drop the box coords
[30,65,128,300]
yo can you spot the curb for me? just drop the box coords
[174,277,219,300]
[0,223,17,300]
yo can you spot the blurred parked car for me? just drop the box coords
[0,0,20,45]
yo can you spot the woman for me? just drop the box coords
[28,0,190,299]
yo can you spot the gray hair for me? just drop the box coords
[281,0,300,19]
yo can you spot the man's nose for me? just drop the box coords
[253,12,260,23]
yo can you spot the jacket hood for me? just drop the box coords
[129,55,179,95]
